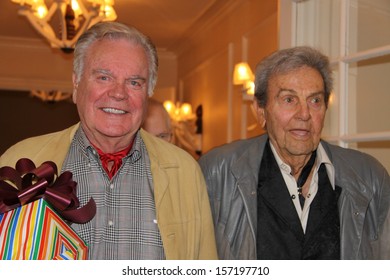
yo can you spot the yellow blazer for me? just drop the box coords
[0,123,218,260]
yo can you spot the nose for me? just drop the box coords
[296,100,310,121]
[108,81,128,100]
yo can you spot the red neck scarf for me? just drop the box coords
[94,144,133,179]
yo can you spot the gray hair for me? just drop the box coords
[254,46,333,107]
[73,22,158,96]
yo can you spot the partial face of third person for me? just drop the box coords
[255,66,327,163]
[143,104,173,143]
[72,38,149,149]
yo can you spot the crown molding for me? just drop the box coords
[0,36,178,57]
[0,36,177,92]
[0,77,72,92]
[171,0,241,55]
[156,48,177,60]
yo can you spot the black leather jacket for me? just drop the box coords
[199,134,390,259]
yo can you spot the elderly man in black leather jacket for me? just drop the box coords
[199,46,390,260]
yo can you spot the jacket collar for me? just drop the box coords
[230,134,268,181]
[230,134,268,239]
[320,140,375,259]
[320,140,373,202]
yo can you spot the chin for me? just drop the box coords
[287,143,315,155]
[98,126,129,137]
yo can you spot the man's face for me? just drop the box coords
[255,66,327,162]
[143,104,173,143]
[72,38,149,147]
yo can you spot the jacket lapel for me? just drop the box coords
[257,142,304,239]
[230,135,266,258]
[320,141,373,259]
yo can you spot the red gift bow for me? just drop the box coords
[0,158,96,224]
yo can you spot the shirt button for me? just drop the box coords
[291,194,296,199]
[108,220,114,226]
[110,184,114,189]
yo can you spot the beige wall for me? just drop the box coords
[176,0,278,154]
[0,37,177,93]
[0,38,73,92]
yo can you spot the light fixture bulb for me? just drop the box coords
[233,62,254,85]
[163,100,176,116]
[33,3,48,18]
[180,103,193,118]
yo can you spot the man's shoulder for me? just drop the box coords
[140,128,198,165]
[0,124,79,168]
[199,134,267,165]
[322,140,388,176]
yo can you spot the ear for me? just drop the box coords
[72,73,78,104]
[252,99,266,129]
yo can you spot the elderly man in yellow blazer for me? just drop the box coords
[0,22,217,260]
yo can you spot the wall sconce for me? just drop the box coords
[233,62,260,133]
[233,62,255,100]
[163,101,203,157]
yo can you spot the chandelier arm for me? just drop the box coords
[59,2,68,42]
[88,14,107,28]
[19,3,70,49]
[44,2,59,21]
[68,12,100,47]
[76,0,90,15]
[22,12,59,47]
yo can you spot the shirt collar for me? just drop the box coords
[269,141,335,189]
[317,142,335,189]
[75,126,142,164]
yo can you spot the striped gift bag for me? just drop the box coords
[0,198,88,260]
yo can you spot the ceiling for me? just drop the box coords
[0,0,233,54]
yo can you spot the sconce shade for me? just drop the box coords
[233,62,254,85]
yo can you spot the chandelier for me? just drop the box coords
[30,89,72,103]
[11,0,117,53]
[163,101,203,157]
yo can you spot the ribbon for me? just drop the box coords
[0,158,96,224]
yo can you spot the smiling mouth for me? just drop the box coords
[101,107,127,114]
